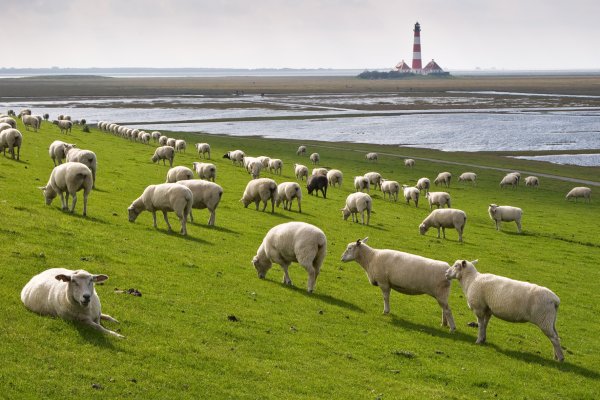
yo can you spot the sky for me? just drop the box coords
[2,0,599,70]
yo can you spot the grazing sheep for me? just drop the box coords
[269,158,283,175]
[223,149,246,166]
[340,238,456,332]
[243,156,263,179]
[294,163,309,181]
[22,114,40,132]
[0,117,17,128]
[276,182,302,213]
[0,122,12,133]
[131,129,140,141]
[151,131,162,142]
[48,140,76,166]
[566,186,592,203]
[434,172,452,188]
[416,177,431,194]
[39,162,93,216]
[312,167,328,177]
[458,172,477,186]
[240,178,278,213]
[195,143,211,159]
[419,209,467,242]
[524,176,539,188]
[307,174,328,198]
[176,179,223,226]
[65,147,97,189]
[152,146,175,167]
[140,132,151,144]
[309,152,320,165]
[500,173,519,189]
[0,128,23,160]
[166,166,194,183]
[446,259,563,361]
[426,191,451,210]
[354,176,370,192]
[21,268,123,338]
[326,169,343,188]
[166,138,177,148]
[253,222,326,292]
[175,139,187,153]
[257,156,271,169]
[19,109,32,116]
[53,119,73,134]
[509,172,521,185]
[192,161,217,181]
[381,180,400,201]
[365,152,378,161]
[341,192,372,225]
[128,183,193,235]
[402,185,420,207]
[158,135,168,146]
[488,204,522,233]
[296,145,307,156]
[364,172,383,191]
[404,158,415,168]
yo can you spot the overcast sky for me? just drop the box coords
[3,0,599,70]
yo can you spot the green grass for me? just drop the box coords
[1,119,599,399]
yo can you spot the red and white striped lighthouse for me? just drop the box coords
[411,22,422,73]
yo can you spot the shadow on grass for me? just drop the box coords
[190,222,239,235]
[154,228,211,244]
[389,315,476,344]
[70,213,110,224]
[92,187,109,193]
[71,321,119,349]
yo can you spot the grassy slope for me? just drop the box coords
[1,120,599,399]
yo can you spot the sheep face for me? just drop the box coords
[223,153,231,159]
[341,207,351,221]
[419,223,428,235]
[340,238,368,261]
[55,270,108,307]
[39,186,58,205]
[127,206,141,222]
[151,154,159,163]
[445,259,478,281]
[252,256,272,279]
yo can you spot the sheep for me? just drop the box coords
[240,178,278,212]
[176,179,223,225]
[509,172,521,185]
[341,192,372,225]
[381,179,400,201]
[311,167,327,177]
[426,191,451,210]
[22,114,40,132]
[445,259,563,361]
[257,156,271,169]
[488,204,522,233]
[416,177,431,194]
[128,183,193,235]
[166,166,194,183]
[175,139,187,153]
[434,172,452,187]
[223,149,246,166]
[340,238,456,332]
[500,173,519,189]
[294,163,309,181]
[365,152,378,161]
[140,132,151,144]
[269,158,283,175]
[152,146,175,167]
[276,182,302,213]
[525,176,539,188]
[296,145,307,156]
[195,143,211,159]
[19,109,32,116]
[419,209,467,242]
[309,152,320,165]
[354,176,370,192]
[364,172,383,191]
[48,140,76,166]
[20,268,123,338]
[0,122,12,133]
[404,158,415,168]
[53,119,73,134]
[166,138,177,148]
[192,161,217,181]
[0,128,23,160]
[458,172,477,186]
[307,174,328,198]
[327,169,343,188]
[158,135,168,146]
[566,186,592,203]
[402,185,420,207]
[243,156,263,179]
[38,162,93,216]
[65,147,97,189]
[151,131,162,142]
[131,129,140,141]
[0,116,17,128]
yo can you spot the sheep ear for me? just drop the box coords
[461,260,467,268]
[93,274,109,283]
[55,274,71,282]
[362,237,369,243]
[471,259,478,265]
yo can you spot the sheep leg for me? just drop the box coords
[381,286,391,314]
[361,210,365,225]
[101,313,119,323]
[436,227,441,238]
[495,220,501,231]
[208,209,216,226]
[437,298,456,332]
[306,267,317,293]
[271,197,275,213]
[176,210,187,235]
[442,227,446,239]
[59,192,67,211]
[366,209,371,225]
[162,211,173,231]
[83,319,124,338]
[189,209,194,223]
[70,193,77,213]
[516,220,522,233]
[280,262,292,285]
[475,312,491,344]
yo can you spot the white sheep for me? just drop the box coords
[365,152,378,161]
[426,191,451,210]
[48,140,76,166]
[445,259,563,361]
[354,176,370,192]
[434,172,452,187]
[500,173,519,189]
[509,172,521,185]
[166,138,177,148]
[381,180,400,201]
[565,186,592,203]
[402,185,420,207]
[341,192,372,225]
[309,152,320,165]
[269,158,283,175]
[458,172,477,186]
[176,179,223,226]
[166,166,194,183]
[192,161,217,181]
[0,116,17,128]
[419,209,467,242]
[195,142,211,159]
[294,163,309,181]
[257,156,271,169]
[404,158,415,168]
[327,169,343,188]
[22,114,40,132]
[244,156,263,179]
[39,162,93,216]
[340,238,456,332]
[416,177,431,194]
[488,204,522,233]
[152,146,175,167]
[175,139,187,153]
[364,172,383,191]
[21,268,123,338]
[0,128,23,160]
[224,149,246,166]
[0,122,12,133]
[524,176,539,188]
[65,147,97,188]
[276,182,302,213]
[296,145,307,156]
[53,119,73,134]
[240,178,278,213]
[252,222,326,293]
[128,183,193,235]
[312,167,328,177]
[158,135,168,146]
[151,131,162,142]
[140,132,151,144]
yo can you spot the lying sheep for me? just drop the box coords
[0,128,23,160]
[39,162,93,216]
[341,192,372,225]
[309,152,320,165]
[340,238,456,332]
[488,204,522,233]
[175,139,187,153]
[458,172,477,186]
[159,136,168,146]
[152,146,175,167]
[354,176,370,192]
[252,222,327,293]
[364,172,382,190]
[307,174,328,198]
[365,152,378,161]
[402,185,420,207]
[49,140,76,166]
[276,182,302,213]
[419,209,467,242]
[404,158,415,168]
[446,260,563,361]
[22,114,40,132]
[166,166,194,183]
[151,131,162,142]
[524,176,539,188]
[434,172,452,187]
[53,119,73,134]
[65,147,97,189]
[500,173,519,189]
[128,183,193,235]
[192,161,216,181]
[240,178,278,213]
[327,169,343,188]
[381,180,400,201]
[166,138,177,148]
[566,186,592,203]
[21,268,123,338]
[224,149,246,166]
[294,163,309,181]
[176,179,223,226]
[416,177,430,194]
[426,191,451,210]
[269,158,283,175]
[296,145,307,156]
[195,143,211,159]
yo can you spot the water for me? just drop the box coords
[512,154,600,166]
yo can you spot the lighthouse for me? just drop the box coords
[411,22,422,73]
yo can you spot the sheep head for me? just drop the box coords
[252,255,272,279]
[340,238,368,262]
[55,270,108,308]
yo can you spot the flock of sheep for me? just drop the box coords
[3,110,594,363]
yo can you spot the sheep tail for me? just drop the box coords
[313,239,327,271]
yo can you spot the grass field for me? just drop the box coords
[1,118,599,399]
